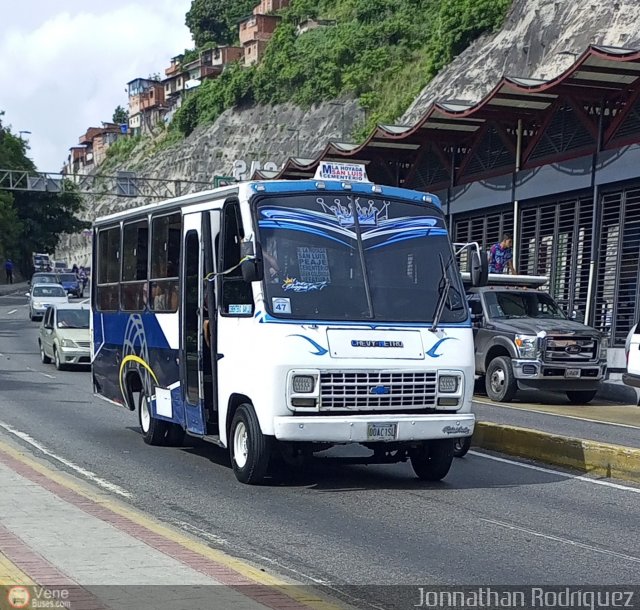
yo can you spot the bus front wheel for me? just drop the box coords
[230,404,271,485]
[410,439,454,481]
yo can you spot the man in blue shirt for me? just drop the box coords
[488,234,515,275]
[4,259,14,284]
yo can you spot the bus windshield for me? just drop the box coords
[256,194,466,323]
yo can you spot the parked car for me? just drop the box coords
[27,284,69,321]
[623,322,640,392]
[56,272,83,297]
[53,261,68,273]
[466,275,607,404]
[38,303,90,370]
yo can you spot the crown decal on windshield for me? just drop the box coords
[319,198,389,227]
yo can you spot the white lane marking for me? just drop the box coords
[474,399,640,430]
[40,373,56,379]
[7,309,17,315]
[481,517,640,564]
[470,451,640,494]
[0,421,131,498]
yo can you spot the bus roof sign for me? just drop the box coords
[314,162,370,183]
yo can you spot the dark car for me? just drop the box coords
[466,279,607,404]
[56,272,83,298]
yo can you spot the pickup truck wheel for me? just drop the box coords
[566,390,597,404]
[410,439,454,481]
[486,356,517,402]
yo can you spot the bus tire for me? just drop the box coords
[453,436,472,458]
[138,387,169,446]
[230,404,271,485]
[166,424,185,447]
[410,439,454,481]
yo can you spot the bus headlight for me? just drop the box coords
[288,370,320,411]
[292,375,315,393]
[438,374,460,394]
[515,334,538,359]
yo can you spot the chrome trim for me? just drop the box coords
[319,370,437,411]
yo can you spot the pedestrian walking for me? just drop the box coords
[4,259,14,284]
[488,233,515,275]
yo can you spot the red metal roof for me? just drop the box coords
[258,45,640,181]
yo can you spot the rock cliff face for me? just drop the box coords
[402,0,640,125]
[57,99,362,266]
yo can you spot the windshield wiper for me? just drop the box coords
[431,254,452,332]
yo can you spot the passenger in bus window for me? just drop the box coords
[263,251,280,283]
[151,282,168,310]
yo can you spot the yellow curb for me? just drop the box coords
[473,421,640,483]
[0,439,345,610]
[0,552,34,586]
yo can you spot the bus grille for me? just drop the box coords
[319,371,437,411]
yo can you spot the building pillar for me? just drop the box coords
[512,119,523,272]
[585,102,606,327]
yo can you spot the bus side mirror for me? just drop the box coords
[240,241,264,283]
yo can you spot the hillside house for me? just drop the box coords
[127,78,166,135]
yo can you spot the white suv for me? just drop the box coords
[623,323,640,389]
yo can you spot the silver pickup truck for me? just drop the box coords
[466,278,607,404]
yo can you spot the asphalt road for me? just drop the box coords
[1,292,639,609]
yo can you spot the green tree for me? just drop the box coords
[185,0,257,47]
[112,105,129,125]
[0,111,88,274]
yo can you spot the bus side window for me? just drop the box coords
[220,202,254,316]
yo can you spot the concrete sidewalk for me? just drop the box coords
[0,282,28,297]
[0,438,345,610]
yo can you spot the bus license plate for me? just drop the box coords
[367,422,397,441]
[565,368,580,378]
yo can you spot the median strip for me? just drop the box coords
[473,421,640,484]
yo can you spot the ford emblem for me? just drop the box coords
[565,345,582,355]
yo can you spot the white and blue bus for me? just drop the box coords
[91,163,476,484]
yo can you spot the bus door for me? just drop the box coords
[203,209,221,434]
[182,213,207,435]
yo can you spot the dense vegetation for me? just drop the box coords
[0,112,88,275]
[173,0,512,137]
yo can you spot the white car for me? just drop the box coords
[623,323,640,390]
[38,303,90,370]
[27,284,69,321]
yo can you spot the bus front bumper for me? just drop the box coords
[273,413,475,443]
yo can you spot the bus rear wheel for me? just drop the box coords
[410,439,455,481]
[230,404,271,485]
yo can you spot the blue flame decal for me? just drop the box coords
[426,337,456,358]
[288,334,329,356]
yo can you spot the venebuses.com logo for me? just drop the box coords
[7,586,30,609]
